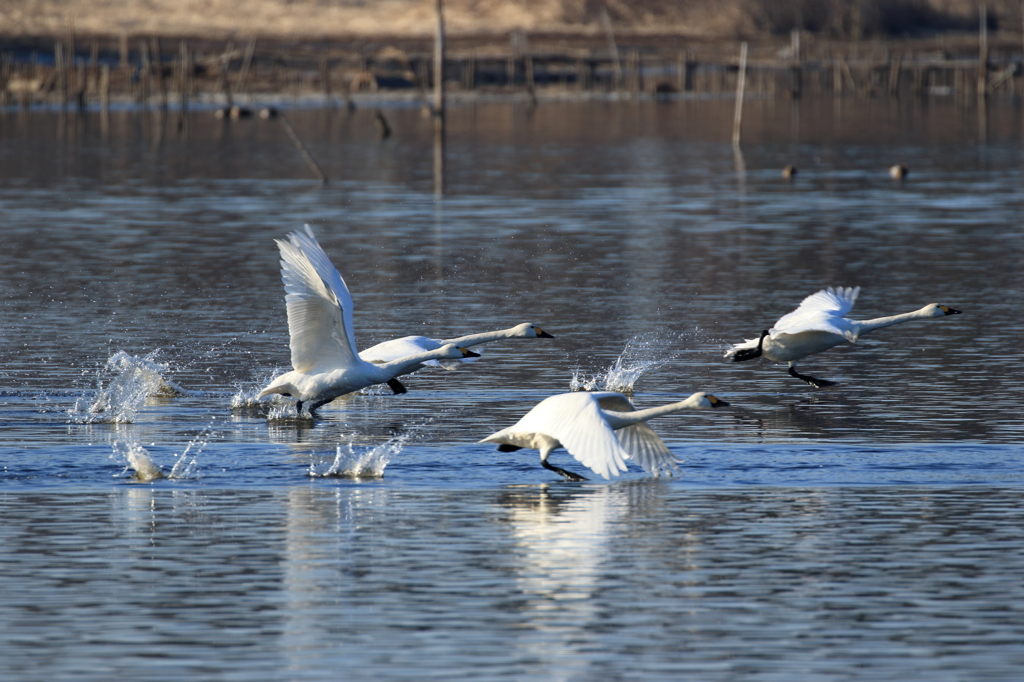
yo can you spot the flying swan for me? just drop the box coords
[724,286,961,387]
[359,323,554,394]
[257,226,479,416]
[480,391,729,481]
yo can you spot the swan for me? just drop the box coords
[724,286,961,387]
[480,391,729,481]
[359,322,554,394]
[257,226,479,416]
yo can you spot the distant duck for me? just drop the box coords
[480,391,729,481]
[257,226,479,416]
[890,163,908,179]
[782,165,798,179]
[360,323,554,394]
[725,287,961,388]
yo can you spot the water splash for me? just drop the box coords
[69,350,188,424]
[570,336,678,395]
[111,423,211,481]
[308,434,406,478]
[111,441,166,482]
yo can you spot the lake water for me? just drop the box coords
[1,96,1023,679]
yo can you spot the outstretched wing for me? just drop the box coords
[277,227,360,373]
[518,393,630,480]
[615,424,679,477]
[594,392,679,476]
[772,286,860,339]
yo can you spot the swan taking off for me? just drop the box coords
[359,323,554,394]
[724,286,961,388]
[480,391,729,481]
[257,226,479,416]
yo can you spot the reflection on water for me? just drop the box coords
[2,485,1024,679]
[1,97,1023,678]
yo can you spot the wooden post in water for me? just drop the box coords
[54,42,66,109]
[978,5,989,98]
[275,113,328,184]
[600,8,622,91]
[138,39,150,107]
[178,41,190,112]
[888,52,902,97]
[790,29,802,98]
[100,63,110,111]
[152,37,168,110]
[237,38,255,104]
[433,0,446,197]
[732,41,748,148]
[433,0,445,121]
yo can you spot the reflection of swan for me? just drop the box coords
[480,391,729,481]
[257,227,479,416]
[359,322,554,394]
[725,287,961,388]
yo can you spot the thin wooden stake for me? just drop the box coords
[732,42,748,147]
[433,0,445,122]
[600,8,622,91]
[277,113,328,184]
[978,5,989,97]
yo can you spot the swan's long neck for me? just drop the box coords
[602,397,704,429]
[852,307,935,336]
[442,327,516,348]
[374,347,458,375]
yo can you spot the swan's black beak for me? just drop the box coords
[534,327,554,338]
[459,347,481,358]
[940,306,961,315]
[708,395,730,408]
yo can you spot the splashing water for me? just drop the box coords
[111,441,166,482]
[570,336,679,395]
[308,434,406,478]
[69,350,188,424]
[110,423,210,481]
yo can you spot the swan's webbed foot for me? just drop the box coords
[296,401,304,414]
[387,378,408,395]
[542,459,588,482]
[731,330,769,363]
[789,366,835,388]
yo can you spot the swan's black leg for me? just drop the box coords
[542,459,588,482]
[307,397,332,417]
[788,366,835,388]
[387,378,408,395]
[296,401,304,414]
[731,330,769,362]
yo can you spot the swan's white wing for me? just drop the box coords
[359,336,443,365]
[286,226,360,358]
[517,393,629,480]
[772,286,860,338]
[615,424,680,477]
[277,235,359,374]
[593,393,680,476]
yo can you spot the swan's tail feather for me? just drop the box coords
[723,336,761,360]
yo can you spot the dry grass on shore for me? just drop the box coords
[2,0,1021,42]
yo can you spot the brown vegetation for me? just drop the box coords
[1,0,1022,41]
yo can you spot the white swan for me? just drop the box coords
[359,323,554,394]
[479,391,729,481]
[724,286,961,387]
[257,226,479,416]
